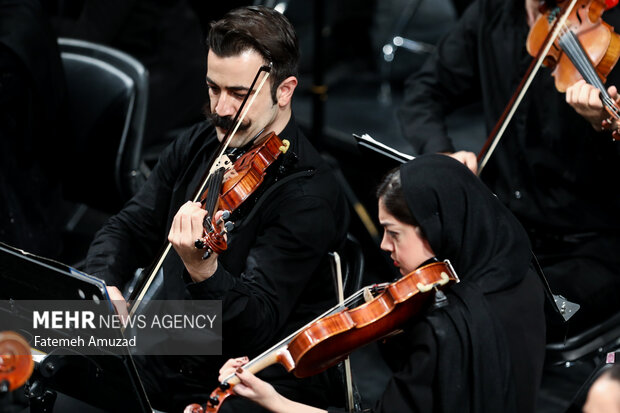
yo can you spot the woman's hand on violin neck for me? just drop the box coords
[218,357,326,413]
[218,357,249,382]
[441,151,478,174]
[566,79,619,131]
[168,201,219,283]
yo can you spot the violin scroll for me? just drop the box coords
[194,210,233,259]
[183,380,236,413]
[0,331,34,393]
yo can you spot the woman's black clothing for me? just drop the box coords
[331,155,546,413]
[397,0,620,338]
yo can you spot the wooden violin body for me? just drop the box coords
[527,0,620,91]
[217,132,290,212]
[185,260,459,413]
[287,260,458,378]
[196,132,290,256]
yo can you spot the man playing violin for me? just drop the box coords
[85,6,349,412]
[214,155,546,413]
[398,0,620,346]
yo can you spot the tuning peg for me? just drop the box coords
[194,239,205,249]
[202,249,212,260]
[216,210,231,225]
[218,222,235,237]
[203,215,212,229]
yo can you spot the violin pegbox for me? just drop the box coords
[601,117,620,141]
[194,209,234,260]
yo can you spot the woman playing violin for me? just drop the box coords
[219,155,546,413]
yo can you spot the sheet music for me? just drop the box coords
[353,133,415,163]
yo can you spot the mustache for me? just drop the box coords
[205,111,251,132]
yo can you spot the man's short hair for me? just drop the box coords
[206,6,300,103]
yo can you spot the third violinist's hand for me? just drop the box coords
[566,79,619,132]
[443,151,478,174]
[168,201,219,282]
[218,356,249,383]
[525,0,543,28]
[106,285,129,326]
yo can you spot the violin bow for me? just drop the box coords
[477,0,580,175]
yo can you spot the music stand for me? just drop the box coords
[0,242,152,413]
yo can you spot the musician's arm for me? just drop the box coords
[235,368,325,413]
[85,129,190,289]
[218,357,326,413]
[220,321,437,413]
[397,0,483,156]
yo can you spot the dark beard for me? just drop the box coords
[204,105,251,132]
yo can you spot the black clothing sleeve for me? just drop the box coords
[85,124,198,287]
[327,321,437,413]
[397,1,482,154]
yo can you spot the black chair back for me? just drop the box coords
[58,38,148,213]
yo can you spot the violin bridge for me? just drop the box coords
[363,287,374,303]
[214,155,232,170]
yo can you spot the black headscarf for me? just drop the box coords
[399,154,533,413]
[400,154,531,293]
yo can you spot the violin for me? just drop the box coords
[0,331,34,393]
[184,260,460,413]
[478,0,620,173]
[527,0,620,92]
[194,131,291,257]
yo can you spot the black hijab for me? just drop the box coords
[399,154,533,413]
[400,154,531,292]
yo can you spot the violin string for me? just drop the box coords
[204,169,224,230]
[558,24,620,118]
[559,25,614,106]
[559,28,606,90]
